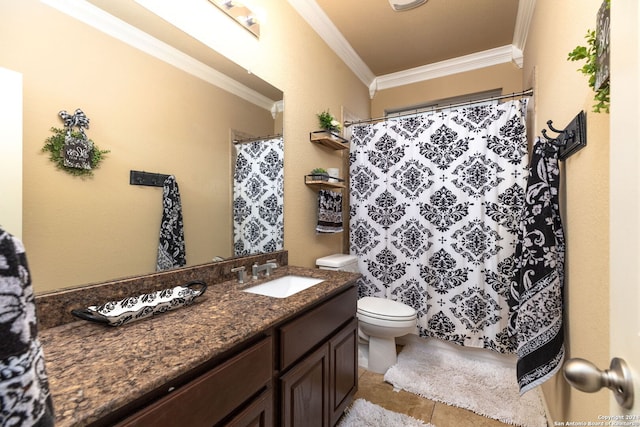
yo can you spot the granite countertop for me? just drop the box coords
[39,265,359,427]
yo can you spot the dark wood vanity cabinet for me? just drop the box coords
[110,284,357,427]
[278,286,358,427]
[114,337,273,427]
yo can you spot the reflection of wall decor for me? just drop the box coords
[595,0,610,90]
[567,0,610,113]
[42,109,109,177]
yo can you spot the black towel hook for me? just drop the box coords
[129,170,171,187]
[542,120,576,147]
[540,111,587,160]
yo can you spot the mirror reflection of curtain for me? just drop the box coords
[233,136,284,256]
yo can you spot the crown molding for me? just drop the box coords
[39,0,279,112]
[286,0,376,88]
[513,0,536,51]
[372,45,523,94]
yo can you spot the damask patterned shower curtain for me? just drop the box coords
[233,136,284,256]
[349,100,529,353]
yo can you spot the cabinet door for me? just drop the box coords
[225,389,273,427]
[329,318,358,427]
[279,286,357,370]
[280,344,329,427]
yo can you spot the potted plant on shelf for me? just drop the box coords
[317,110,342,134]
[311,110,348,147]
[309,168,330,181]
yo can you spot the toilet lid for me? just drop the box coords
[357,297,416,321]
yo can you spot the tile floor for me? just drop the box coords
[352,367,513,427]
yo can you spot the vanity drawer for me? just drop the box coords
[115,337,272,427]
[279,285,356,370]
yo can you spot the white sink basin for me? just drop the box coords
[242,275,325,298]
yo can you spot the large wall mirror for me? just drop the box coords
[3,0,284,293]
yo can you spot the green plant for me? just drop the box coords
[317,110,341,132]
[567,18,610,113]
[42,127,110,177]
[310,167,328,175]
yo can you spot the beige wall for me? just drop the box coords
[371,62,523,116]
[525,0,610,422]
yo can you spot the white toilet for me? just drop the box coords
[316,254,417,374]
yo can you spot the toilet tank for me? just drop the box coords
[316,254,359,273]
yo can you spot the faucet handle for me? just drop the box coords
[231,266,247,284]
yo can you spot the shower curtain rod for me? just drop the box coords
[344,88,534,127]
[232,133,283,144]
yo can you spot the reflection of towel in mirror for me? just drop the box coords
[316,190,343,233]
[157,175,186,271]
[0,227,55,427]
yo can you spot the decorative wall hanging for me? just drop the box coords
[42,108,109,177]
[567,0,610,113]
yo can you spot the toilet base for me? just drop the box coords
[367,335,398,374]
[358,342,369,370]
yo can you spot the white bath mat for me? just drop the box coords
[384,339,547,427]
[337,398,435,427]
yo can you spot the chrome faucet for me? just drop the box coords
[252,260,278,279]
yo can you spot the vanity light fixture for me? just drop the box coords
[210,0,261,38]
[388,0,428,12]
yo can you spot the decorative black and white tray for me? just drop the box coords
[71,280,207,326]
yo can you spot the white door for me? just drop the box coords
[609,0,640,414]
[0,67,23,239]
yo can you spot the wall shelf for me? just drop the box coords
[310,130,349,150]
[304,175,345,190]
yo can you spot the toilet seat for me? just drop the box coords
[357,297,416,322]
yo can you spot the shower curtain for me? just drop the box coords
[233,136,284,256]
[350,100,529,353]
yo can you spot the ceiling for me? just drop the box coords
[289,0,534,93]
[317,0,518,76]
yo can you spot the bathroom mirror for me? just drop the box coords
[4,0,284,293]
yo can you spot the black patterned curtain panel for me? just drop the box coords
[509,137,565,394]
[233,137,284,256]
[349,100,529,354]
